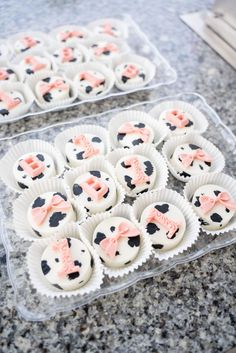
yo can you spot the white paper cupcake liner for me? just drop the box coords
[49,25,91,45]
[148,100,209,137]
[162,133,225,183]
[27,222,104,298]
[106,143,169,197]
[83,34,130,67]
[13,178,86,242]
[112,54,156,91]
[184,172,236,235]
[0,81,34,121]
[0,139,65,192]
[8,31,52,55]
[79,203,152,278]
[131,188,200,260]
[87,18,128,39]
[108,109,168,149]
[63,156,126,215]
[54,124,111,169]
[26,69,77,110]
[63,61,115,100]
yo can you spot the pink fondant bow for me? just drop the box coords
[60,30,84,42]
[60,47,74,63]
[31,194,71,226]
[122,64,139,78]
[79,71,104,88]
[24,56,46,71]
[179,149,212,168]
[73,134,100,158]
[118,122,150,143]
[52,239,80,277]
[165,110,189,128]
[101,23,116,36]
[94,43,118,56]
[146,208,180,239]
[39,79,69,95]
[0,90,21,109]
[199,192,236,214]
[21,36,38,49]
[0,69,8,80]
[124,157,150,186]
[100,222,140,258]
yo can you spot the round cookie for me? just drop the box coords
[159,109,194,135]
[20,55,51,76]
[35,76,71,104]
[0,67,18,82]
[170,143,212,179]
[27,191,75,237]
[52,46,84,65]
[56,26,90,44]
[0,89,24,118]
[75,69,107,98]
[115,154,156,196]
[72,170,117,214]
[13,152,56,189]
[93,217,140,267]
[65,133,105,167]
[141,202,186,251]
[41,237,93,291]
[117,121,154,148]
[88,40,120,63]
[192,184,236,230]
[89,19,126,38]
[114,62,146,88]
[14,35,44,53]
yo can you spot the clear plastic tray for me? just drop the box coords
[0,15,176,124]
[0,92,235,321]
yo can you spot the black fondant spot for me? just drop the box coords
[17,164,23,171]
[41,260,51,275]
[33,229,42,237]
[49,212,66,227]
[76,151,84,160]
[110,226,115,232]
[189,144,199,150]
[139,73,145,80]
[74,260,82,267]
[85,86,92,94]
[7,69,14,74]
[144,161,153,176]
[90,170,101,178]
[53,192,67,201]
[36,153,45,161]
[121,161,129,169]
[134,123,145,128]
[124,260,131,265]
[17,181,28,189]
[67,238,71,248]
[210,213,223,223]
[53,284,63,290]
[90,258,94,267]
[132,138,143,146]
[87,197,92,202]
[43,92,52,102]
[152,244,164,249]
[121,75,129,83]
[42,77,50,82]
[124,175,135,190]
[155,204,169,213]
[166,122,176,131]
[214,190,221,196]
[103,188,109,198]
[100,256,105,263]
[117,133,125,141]
[68,271,80,280]
[94,232,106,245]
[179,171,191,178]
[115,251,120,256]
[0,109,9,116]
[106,206,112,211]
[205,161,211,166]
[32,173,44,180]
[128,235,140,247]
[138,188,149,194]
[185,120,193,127]
[26,68,34,75]
[146,223,160,234]
[55,258,59,262]
[194,196,201,207]
[32,197,45,208]
[199,165,203,170]
[199,217,209,226]
[91,136,102,143]
[73,184,83,196]
[226,208,230,213]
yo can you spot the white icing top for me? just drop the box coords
[116,120,154,148]
[159,109,195,136]
[35,76,71,103]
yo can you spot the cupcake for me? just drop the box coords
[0,66,19,82]
[92,217,141,267]
[27,191,75,237]
[13,152,57,189]
[88,18,128,39]
[141,202,186,251]
[50,44,89,67]
[51,25,91,45]
[40,237,93,290]
[192,184,236,231]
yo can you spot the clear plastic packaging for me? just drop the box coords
[0,92,235,321]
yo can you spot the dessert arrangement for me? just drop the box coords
[1,93,236,310]
[0,16,176,122]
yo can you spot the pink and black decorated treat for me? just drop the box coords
[88,18,128,39]
[0,88,24,118]
[41,237,93,290]
[13,33,46,54]
[159,109,195,135]
[51,45,88,66]
[116,121,155,148]
[93,217,140,267]
[35,75,71,104]
[19,55,51,76]
[52,26,90,45]
[0,67,18,82]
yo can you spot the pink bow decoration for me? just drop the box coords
[19,155,45,178]
[79,71,104,88]
[24,56,46,72]
[122,64,139,78]
[94,43,118,56]
[73,134,100,158]
[52,239,80,277]
[101,23,116,36]
[21,36,38,49]
[60,47,74,63]
[39,79,69,96]
[31,194,71,226]
[146,208,180,239]
[179,149,212,168]
[199,192,236,214]
[59,30,84,42]
[100,222,140,258]
[0,69,8,80]
[80,176,108,201]
[118,122,150,143]
[0,90,21,110]
[165,110,189,128]
[124,157,150,186]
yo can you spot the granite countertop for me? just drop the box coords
[0,0,236,352]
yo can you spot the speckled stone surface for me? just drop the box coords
[0,0,236,352]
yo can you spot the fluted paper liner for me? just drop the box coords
[184,172,236,235]
[0,81,34,121]
[162,133,225,183]
[63,61,115,100]
[149,100,209,137]
[108,109,168,149]
[26,69,77,110]
[87,18,128,39]
[54,124,111,169]
[131,188,200,260]
[63,156,126,215]
[0,139,65,192]
[27,222,104,298]
[107,143,169,197]
[113,54,156,91]
[13,178,86,241]
[79,204,152,278]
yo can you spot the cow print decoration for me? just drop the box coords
[0,67,18,82]
[19,55,51,76]
[52,46,84,66]
[114,62,147,88]
[0,90,24,117]
[35,76,71,103]
[75,69,107,98]
[159,108,195,136]
[116,120,154,148]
